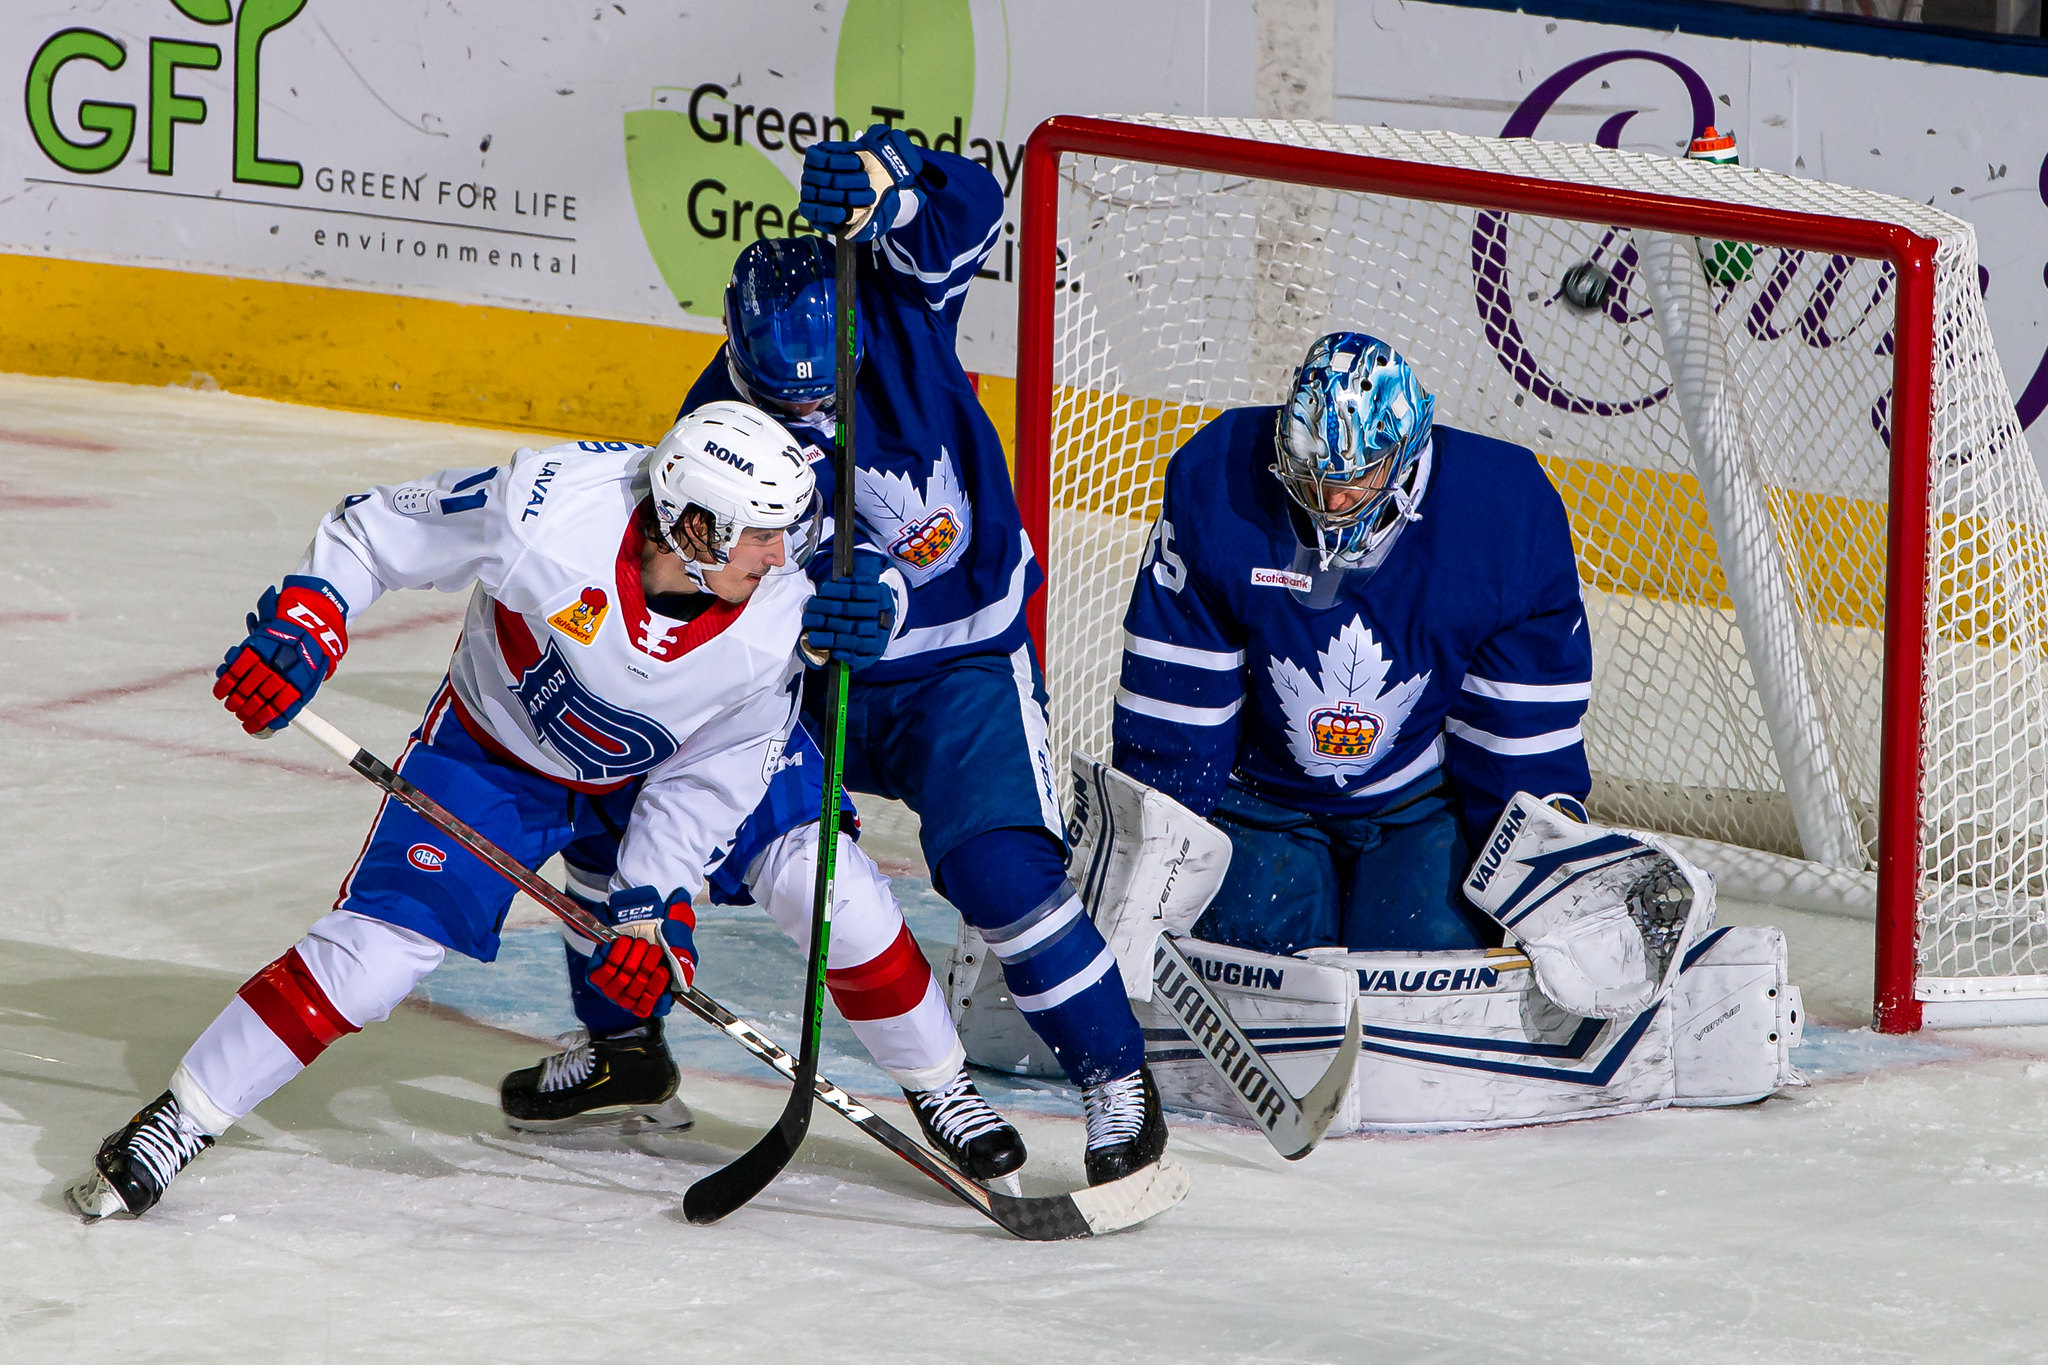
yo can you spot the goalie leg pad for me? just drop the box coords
[1065,753,1233,999]
[1142,941,1676,1134]
[1463,794,1715,1019]
[1669,925,1805,1105]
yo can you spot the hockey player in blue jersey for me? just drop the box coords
[511,126,1166,1185]
[1114,331,1595,957]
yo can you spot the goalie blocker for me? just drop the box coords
[950,764,1803,1134]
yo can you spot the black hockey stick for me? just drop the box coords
[1151,937,1360,1159]
[284,708,1186,1239]
[681,230,862,1226]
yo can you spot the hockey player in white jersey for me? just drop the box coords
[515,125,1168,1187]
[67,402,1021,1223]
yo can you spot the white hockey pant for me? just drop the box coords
[170,910,446,1135]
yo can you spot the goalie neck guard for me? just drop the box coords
[645,401,820,567]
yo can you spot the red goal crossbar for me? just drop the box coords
[1010,113,1940,1032]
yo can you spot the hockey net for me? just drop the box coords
[1011,114,2048,1032]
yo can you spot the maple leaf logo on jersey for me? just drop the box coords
[857,448,973,586]
[1268,617,1431,788]
[547,587,609,646]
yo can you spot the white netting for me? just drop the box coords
[1032,116,2048,992]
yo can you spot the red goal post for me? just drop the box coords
[1008,113,2011,1035]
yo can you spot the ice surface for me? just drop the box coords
[5,374,2048,1363]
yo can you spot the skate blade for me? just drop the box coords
[985,1170,1024,1198]
[64,1170,132,1223]
[505,1096,696,1135]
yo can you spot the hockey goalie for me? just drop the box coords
[953,333,1803,1135]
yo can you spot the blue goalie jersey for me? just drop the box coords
[681,150,1037,684]
[1112,405,1592,844]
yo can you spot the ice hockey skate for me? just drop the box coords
[67,1090,215,1223]
[903,1071,1027,1181]
[1082,1064,1168,1187]
[500,1021,696,1134]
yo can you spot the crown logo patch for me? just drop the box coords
[890,507,962,569]
[1269,616,1431,789]
[1308,702,1383,758]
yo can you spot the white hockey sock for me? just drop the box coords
[173,911,444,1132]
[754,826,965,1085]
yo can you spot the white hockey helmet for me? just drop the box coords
[646,401,819,564]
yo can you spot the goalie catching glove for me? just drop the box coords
[213,575,349,734]
[1463,793,1714,1019]
[584,886,699,1018]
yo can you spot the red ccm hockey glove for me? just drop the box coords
[584,886,699,1018]
[212,576,349,734]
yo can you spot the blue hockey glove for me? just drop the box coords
[584,886,698,1019]
[212,575,349,735]
[803,550,899,671]
[800,125,923,241]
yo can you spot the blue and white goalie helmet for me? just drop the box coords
[647,401,820,567]
[1272,332,1435,567]
[723,237,853,411]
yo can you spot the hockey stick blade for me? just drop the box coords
[1152,936,1361,1160]
[286,709,1186,1239]
[668,977,1189,1238]
[679,1104,803,1225]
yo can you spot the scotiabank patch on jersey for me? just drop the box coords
[548,587,609,646]
[514,641,678,781]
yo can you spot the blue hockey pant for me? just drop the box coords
[1193,779,1500,956]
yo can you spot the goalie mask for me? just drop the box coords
[645,401,821,573]
[723,237,858,414]
[1273,332,1435,569]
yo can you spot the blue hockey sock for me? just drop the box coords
[936,828,1145,1086]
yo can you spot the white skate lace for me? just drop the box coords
[538,1032,596,1093]
[912,1072,1009,1149]
[1082,1072,1148,1152]
[127,1101,209,1193]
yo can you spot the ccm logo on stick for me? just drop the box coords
[407,843,448,872]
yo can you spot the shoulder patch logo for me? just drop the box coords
[548,587,609,646]
[1269,616,1432,788]
[1251,567,1312,592]
[857,446,974,587]
[394,486,434,516]
[890,506,963,569]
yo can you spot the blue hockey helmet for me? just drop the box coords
[722,237,853,411]
[1272,332,1435,566]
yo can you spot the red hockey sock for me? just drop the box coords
[237,948,362,1065]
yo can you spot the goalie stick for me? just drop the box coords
[1152,936,1361,1160]
[286,708,1188,1239]
[682,229,862,1227]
